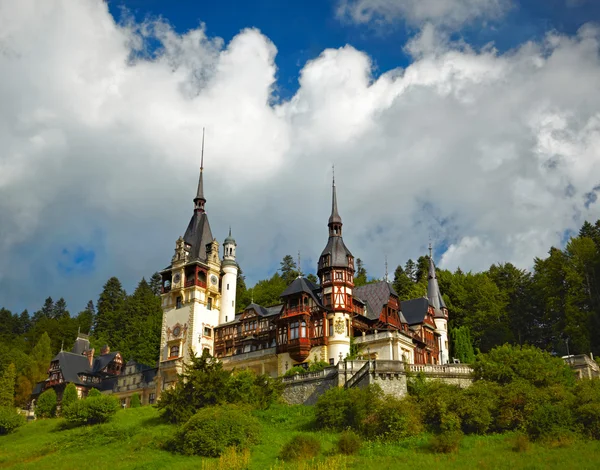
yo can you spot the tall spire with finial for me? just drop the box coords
[194,127,206,213]
[385,255,388,282]
[297,251,303,278]
[328,164,342,236]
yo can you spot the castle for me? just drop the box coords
[156,153,450,391]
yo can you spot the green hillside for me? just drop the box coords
[2,405,600,470]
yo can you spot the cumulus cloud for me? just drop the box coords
[1,0,600,312]
[336,0,513,29]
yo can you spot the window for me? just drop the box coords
[227,283,230,290]
[328,319,334,337]
[203,347,210,355]
[204,326,212,337]
[324,272,331,282]
[314,319,323,337]
[300,321,307,338]
[149,393,155,404]
[335,271,343,280]
[329,358,334,365]
[176,296,183,309]
[290,321,299,340]
[278,326,288,344]
[169,345,179,358]
[346,320,350,336]
[324,294,332,306]
[207,297,213,310]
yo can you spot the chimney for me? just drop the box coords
[83,348,95,367]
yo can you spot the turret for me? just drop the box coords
[427,244,449,364]
[220,228,238,324]
[317,169,354,364]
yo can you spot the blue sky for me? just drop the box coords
[1,0,600,315]
[107,0,600,99]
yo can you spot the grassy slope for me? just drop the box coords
[1,405,600,470]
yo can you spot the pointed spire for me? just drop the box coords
[427,246,447,313]
[328,165,342,235]
[385,255,388,282]
[194,127,206,212]
[297,250,303,278]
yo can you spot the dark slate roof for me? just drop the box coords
[31,381,45,396]
[71,336,90,355]
[329,182,342,225]
[318,236,353,271]
[354,281,398,320]
[263,304,284,316]
[427,257,447,317]
[92,352,118,374]
[142,368,158,383]
[281,277,323,305]
[98,377,117,392]
[183,211,214,262]
[245,303,269,317]
[400,297,429,325]
[51,351,92,385]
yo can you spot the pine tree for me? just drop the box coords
[279,255,299,285]
[236,268,251,311]
[307,273,318,284]
[130,392,141,408]
[354,258,368,286]
[149,272,163,296]
[404,259,416,282]
[0,363,16,408]
[393,265,413,299]
[29,333,53,386]
[17,310,31,335]
[52,298,69,319]
[94,277,127,346]
[123,277,162,365]
[451,326,475,364]
[33,297,54,322]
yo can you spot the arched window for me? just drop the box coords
[300,321,307,338]
[170,345,179,358]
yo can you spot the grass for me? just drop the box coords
[1,405,600,469]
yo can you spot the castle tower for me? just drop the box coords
[220,228,238,324]
[427,245,449,364]
[317,171,354,364]
[157,131,223,390]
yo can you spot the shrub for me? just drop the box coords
[0,407,25,435]
[315,385,382,432]
[363,396,423,440]
[130,393,141,408]
[456,381,499,434]
[36,389,57,418]
[429,430,463,454]
[336,430,361,455]
[87,388,102,398]
[415,381,462,433]
[308,361,329,373]
[526,402,577,441]
[284,366,307,377]
[494,380,541,432]
[573,379,600,439]
[279,434,321,461]
[63,395,119,426]
[172,405,260,457]
[473,344,575,388]
[61,383,78,411]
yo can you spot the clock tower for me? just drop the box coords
[157,133,229,391]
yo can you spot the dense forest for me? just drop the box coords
[2,219,600,405]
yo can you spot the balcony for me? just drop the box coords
[185,279,207,288]
[281,305,320,318]
[286,337,312,362]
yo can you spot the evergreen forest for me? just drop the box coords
[2,219,600,407]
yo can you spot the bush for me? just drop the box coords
[526,402,577,441]
[473,345,575,388]
[456,381,499,434]
[573,379,600,439]
[315,385,382,432]
[172,405,260,457]
[36,389,57,419]
[87,388,102,398]
[63,395,119,426]
[284,366,307,377]
[363,396,423,440]
[61,383,78,411]
[415,381,462,433]
[0,407,25,435]
[130,393,141,408]
[336,430,361,455]
[429,430,463,454]
[279,434,321,461]
[494,380,541,432]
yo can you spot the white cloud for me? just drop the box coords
[336,0,513,29]
[1,0,600,312]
